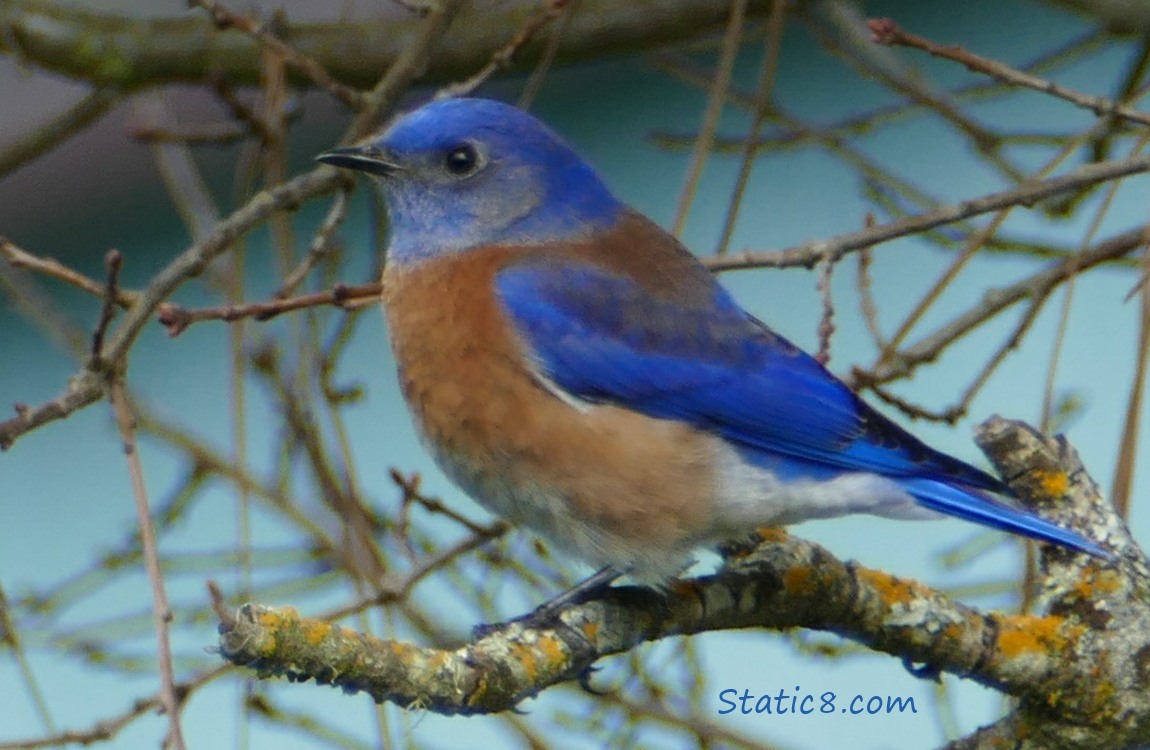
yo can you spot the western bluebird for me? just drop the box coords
[318,98,1107,587]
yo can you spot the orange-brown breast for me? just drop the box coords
[381,234,718,560]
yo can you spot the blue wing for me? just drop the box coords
[495,259,1109,557]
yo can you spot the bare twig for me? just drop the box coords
[0,89,120,178]
[705,151,1150,271]
[671,0,747,237]
[211,73,282,144]
[435,0,574,100]
[350,0,468,139]
[190,0,366,110]
[272,187,352,299]
[107,379,186,750]
[0,663,232,750]
[713,0,786,255]
[518,0,581,108]
[1,238,139,308]
[0,583,56,735]
[855,216,886,349]
[0,167,342,452]
[157,282,380,336]
[391,469,496,562]
[869,17,1150,130]
[1112,233,1150,518]
[867,294,1051,425]
[90,250,123,361]
[328,521,509,620]
[849,225,1145,389]
[814,253,835,366]
[811,3,1015,176]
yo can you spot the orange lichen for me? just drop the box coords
[536,634,566,667]
[1032,469,1069,498]
[783,566,814,595]
[301,619,333,646]
[389,641,416,659]
[581,621,600,642]
[756,526,789,543]
[941,623,964,641]
[510,642,539,681]
[1071,568,1122,601]
[857,568,922,607]
[252,607,304,655]
[504,636,567,685]
[994,614,1082,659]
[258,606,297,630]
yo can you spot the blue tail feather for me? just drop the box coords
[900,478,1112,559]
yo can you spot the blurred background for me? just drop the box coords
[2,0,1149,748]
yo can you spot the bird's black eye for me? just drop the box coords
[444,144,479,176]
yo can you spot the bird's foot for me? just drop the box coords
[472,566,622,638]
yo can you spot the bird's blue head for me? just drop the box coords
[317,98,624,265]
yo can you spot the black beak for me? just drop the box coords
[315,145,400,177]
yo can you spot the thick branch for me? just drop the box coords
[218,419,1150,749]
[1,0,776,90]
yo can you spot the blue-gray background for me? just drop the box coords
[1,1,1146,748]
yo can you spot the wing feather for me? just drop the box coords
[494,259,1002,490]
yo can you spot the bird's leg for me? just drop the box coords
[529,565,622,623]
[474,566,623,637]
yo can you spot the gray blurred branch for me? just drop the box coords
[0,0,776,90]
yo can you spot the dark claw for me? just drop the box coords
[577,664,608,695]
[902,656,941,682]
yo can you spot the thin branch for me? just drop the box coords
[0,665,231,750]
[705,151,1150,271]
[190,0,365,109]
[272,187,352,299]
[713,0,787,255]
[90,250,122,361]
[211,73,282,144]
[851,224,1145,388]
[869,17,1150,130]
[107,378,186,750]
[670,0,747,237]
[327,521,510,621]
[351,0,474,139]
[1,238,139,308]
[0,584,56,735]
[435,0,574,100]
[391,469,495,538]
[0,372,105,451]
[855,216,886,349]
[156,282,379,336]
[814,253,835,365]
[1112,236,1150,518]
[810,3,1018,180]
[877,210,1010,369]
[0,167,342,451]
[517,0,581,108]
[0,88,120,178]
[871,293,1051,425]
